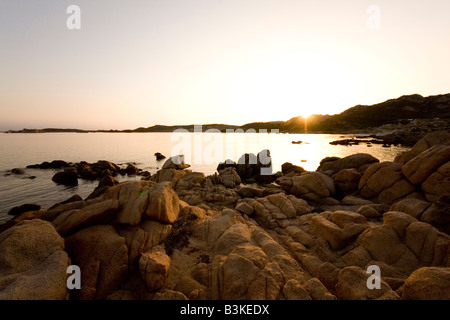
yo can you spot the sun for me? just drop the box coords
[301,113,312,120]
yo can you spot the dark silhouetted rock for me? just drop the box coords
[217,160,237,172]
[8,203,41,216]
[52,168,78,186]
[76,163,98,180]
[93,160,120,173]
[155,153,166,161]
[11,168,25,175]
[49,160,71,169]
[235,150,275,183]
[281,162,306,175]
[126,164,139,176]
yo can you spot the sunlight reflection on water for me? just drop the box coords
[0,132,408,219]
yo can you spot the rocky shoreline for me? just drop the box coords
[0,130,449,300]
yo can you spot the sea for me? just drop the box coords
[0,132,409,223]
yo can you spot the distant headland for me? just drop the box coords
[5,93,450,140]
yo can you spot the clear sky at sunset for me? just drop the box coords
[1,0,449,130]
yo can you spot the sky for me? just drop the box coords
[0,0,449,130]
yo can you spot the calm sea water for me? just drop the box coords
[0,132,408,222]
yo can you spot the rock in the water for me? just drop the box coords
[154,152,166,161]
[49,160,71,169]
[125,164,139,176]
[11,168,25,175]
[76,163,98,180]
[28,160,70,169]
[52,167,78,186]
[281,162,306,175]
[8,203,41,216]
[0,219,70,300]
[93,160,120,174]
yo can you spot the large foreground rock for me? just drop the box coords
[146,181,180,223]
[0,220,70,300]
[65,225,129,300]
[358,162,416,204]
[402,145,450,186]
[395,130,450,164]
[102,181,180,225]
[139,245,171,291]
[277,172,335,202]
[317,153,379,174]
[309,211,370,250]
[402,267,450,300]
[335,266,400,300]
[54,199,120,236]
[421,161,450,202]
